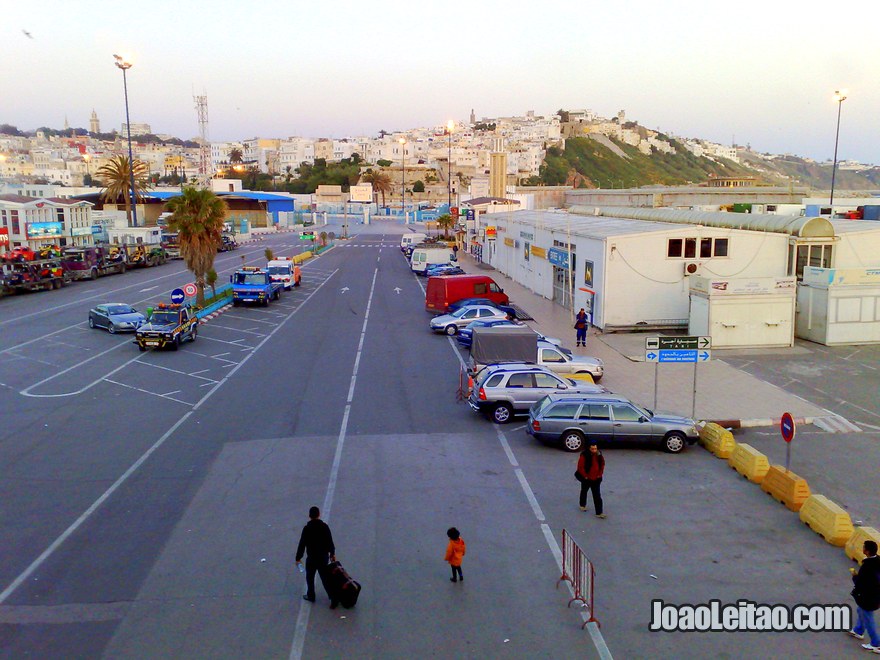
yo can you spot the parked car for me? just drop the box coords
[426,274,510,314]
[429,304,510,336]
[527,393,700,453]
[425,264,465,277]
[448,297,517,318]
[468,364,609,424]
[457,319,517,348]
[88,303,146,333]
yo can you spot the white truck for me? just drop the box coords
[400,233,427,251]
[267,257,295,290]
[410,245,456,275]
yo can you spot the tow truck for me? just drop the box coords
[61,245,127,280]
[134,303,199,351]
[230,266,283,306]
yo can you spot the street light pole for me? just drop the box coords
[399,137,407,224]
[113,54,138,227]
[446,120,454,211]
[830,90,847,210]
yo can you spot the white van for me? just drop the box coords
[400,233,427,251]
[267,258,295,289]
[410,246,455,274]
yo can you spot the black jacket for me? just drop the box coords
[852,555,880,611]
[295,519,335,564]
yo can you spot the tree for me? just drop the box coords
[206,268,218,298]
[264,247,275,262]
[228,147,243,164]
[412,180,425,193]
[359,169,392,208]
[97,155,151,226]
[165,187,229,307]
[437,213,455,239]
[376,159,393,167]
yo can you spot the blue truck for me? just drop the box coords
[230,266,283,306]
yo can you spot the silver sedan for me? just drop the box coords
[429,305,510,335]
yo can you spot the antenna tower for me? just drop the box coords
[194,92,210,186]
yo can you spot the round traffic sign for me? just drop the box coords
[183,282,198,297]
[170,288,185,304]
[780,412,796,443]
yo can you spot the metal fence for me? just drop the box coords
[557,528,598,628]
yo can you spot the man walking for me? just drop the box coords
[295,506,338,608]
[849,540,880,653]
[576,441,606,518]
[574,308,588,347]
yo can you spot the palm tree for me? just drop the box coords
[97,155,150,226]
[437,213,455,239]
[228,147,243,164]
[359,169,393,209]
[165,187,229,306]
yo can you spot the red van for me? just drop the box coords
[425,274,509,313]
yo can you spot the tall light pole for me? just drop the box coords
[113,54,138,227]
[445,120,454,211]
[83,153,91,181]
[830,90,847,210]
[399,137,407,223]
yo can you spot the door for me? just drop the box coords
[610,403,652,442]
[576,403,614,441]
[539,346,570,373]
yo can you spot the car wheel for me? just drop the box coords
[108,323,116,334]
[663,432,686,454]
[190,325,198,342]
[562,430,585,452]
[592,375,602,383]
[492,403,513,424]
[88,317,95,329]
[445,324,458,336]
[171,335,180,351]
[233,299,240,307]
[90,268,98,280]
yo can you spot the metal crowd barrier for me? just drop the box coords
[557,528,598,628]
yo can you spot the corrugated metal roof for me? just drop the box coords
[567,206,835,238]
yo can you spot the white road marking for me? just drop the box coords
[142,362,218,383]
[289,267,378,660]
[19,341,139,397]
[139,286,158,292]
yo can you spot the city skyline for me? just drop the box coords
[5,0,878,164]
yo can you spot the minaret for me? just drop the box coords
[470,109,476,125]
[90,110,100,134]
[64,116,70,131]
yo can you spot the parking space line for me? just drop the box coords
[199,336,255,348]
[103,378,192,406]
[202,323,267,337]
[140,362,218,383]
[221,314,277,325]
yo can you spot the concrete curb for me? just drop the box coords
[708,417,813,430]
[198,303,233,324]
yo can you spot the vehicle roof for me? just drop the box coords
[479,363,556,375]
[541,392,632,404]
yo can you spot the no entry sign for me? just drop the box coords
[780,412,796,443]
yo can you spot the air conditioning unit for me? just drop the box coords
[684,262,703,276]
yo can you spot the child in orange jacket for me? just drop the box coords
[445,527,466,583]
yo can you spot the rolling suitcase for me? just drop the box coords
[327,560,361,608]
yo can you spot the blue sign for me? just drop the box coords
[646,349,712,363]
[548,247,570,269]
[466,209,475,221]
[91,225,104,234]
[27,221,64,239]
[171,288,185,304]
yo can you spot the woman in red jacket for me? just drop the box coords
[576,442,606,518]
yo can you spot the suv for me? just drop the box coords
[135,303,198,351]
[527,393,700,453]
[468,364,609,424]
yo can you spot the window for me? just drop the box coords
[474,283,488,295]
[544,403,581,419]
[684,238,697,259]
[489,283,501,293]
[540,348,565,363]
[579,404,610,420]
[533,373,562,388]
[667,239,682,258]
[506,373,532,388]
[795,244,833,279]
[611,404,642,422]
[485,374,504,388]
[478,309,495,318]
[700,238,713,259]
[714,238,729,257]
[11,211,20,234]
[462,309,479,319]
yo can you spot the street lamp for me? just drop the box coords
[445,120,454,211]
[829,89,847,210]
[399,137,407,223]
[113,54,138,227]
[82,153,91,181]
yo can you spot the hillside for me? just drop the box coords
[536,136,880,191]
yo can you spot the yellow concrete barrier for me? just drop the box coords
[568,373,595,384]
[727,443,770,483]
[292,251,312,264]
[799,494,854,547]
[699,423,736,459]
[760,465,811,512]
[845,527,880,563]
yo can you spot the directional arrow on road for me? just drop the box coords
[394,287,401,294]
[340,287,350,293]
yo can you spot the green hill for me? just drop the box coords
[530,136,880,191]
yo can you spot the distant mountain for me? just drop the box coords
[536,135,880,191]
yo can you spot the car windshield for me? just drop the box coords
[267,266,290,275]
[532,395,555,416]
[150,311,179,325]
[107,305,135,315]
[63,252,85,262]
[450,307,474,318]
[234,273,266,285]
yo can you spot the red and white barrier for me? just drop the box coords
[557,529,598,628]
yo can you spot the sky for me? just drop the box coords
[3,0,878,164]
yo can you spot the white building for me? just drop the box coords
[0,194,95,249]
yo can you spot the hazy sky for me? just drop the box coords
[4,1,878,164]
